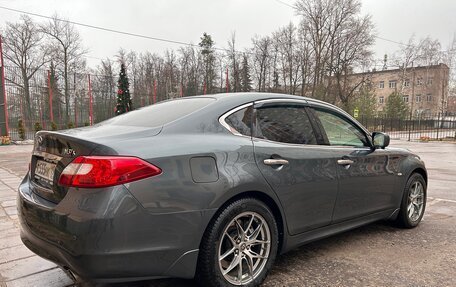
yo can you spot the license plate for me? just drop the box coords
[35,160,56,183]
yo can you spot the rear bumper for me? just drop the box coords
[17,175,216,282]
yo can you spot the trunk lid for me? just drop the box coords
[31,131,100,203]
[30,125,162,203]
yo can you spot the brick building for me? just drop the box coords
[350,63,449,116]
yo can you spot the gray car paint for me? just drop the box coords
[17,92,427,283]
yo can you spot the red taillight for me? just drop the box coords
[58,156,162,188]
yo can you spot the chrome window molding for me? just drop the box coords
[254,98,308,105]
[219,102,254,137]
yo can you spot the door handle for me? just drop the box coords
[337,159,354,165]
[264,159,289,166]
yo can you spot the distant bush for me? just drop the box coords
[67,122,75,129]
[51,122,58,131]
[34,122,42,132]
[18,120,26,140]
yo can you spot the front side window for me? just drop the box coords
[379,96,384,104]
[255,105,317,145]
[224,106,253,136]
[379,81,384,89]
[389,80,397,89]
[314,109,368,147]
[416,94,421,103]
[403,95,409,103]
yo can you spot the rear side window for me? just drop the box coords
[105,98,215,127]
[224,106,253,136]
[254,106,317,145]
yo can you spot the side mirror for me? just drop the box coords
[372,132,390,149]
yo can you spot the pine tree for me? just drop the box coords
[385,92,409,119]
[115,63,133,115]
[240,54,252,92]
[199,33,216,94]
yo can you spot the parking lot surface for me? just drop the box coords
[0,140,455,287]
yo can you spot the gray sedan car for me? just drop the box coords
[18,93,427,286]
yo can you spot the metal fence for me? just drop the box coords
[0,65,181,141]
[1,64,456,142]
[358,113,456,141]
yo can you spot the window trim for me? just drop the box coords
[219,102,254,137]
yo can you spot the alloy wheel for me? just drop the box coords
[218,211,271,285]
[407,181,425,222]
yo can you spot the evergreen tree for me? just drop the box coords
[346,88,377,118]
[240,54,252,92]
[199,33,216,94]
[385,92,409,119]
[115,63,133,115]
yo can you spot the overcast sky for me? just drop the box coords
[1,0,456,68]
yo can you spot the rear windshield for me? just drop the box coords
[105,97,215,127]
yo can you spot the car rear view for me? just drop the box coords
[17,97,217,282]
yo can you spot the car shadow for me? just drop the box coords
[77,221,399,287]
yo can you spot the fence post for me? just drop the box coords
[88,74,93,125]
[0,35,9,137]
[436,112,440,140]
[407,113,412,141]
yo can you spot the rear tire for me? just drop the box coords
[196,197,278,287]
[395,173,427,228]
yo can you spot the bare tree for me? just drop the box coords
[251,35,272,92]
[93,58,116,120]
[3,15,49,122]
[41,15,87,123]
[297,24,314,96]
[295,0,334,97]
[295,0,375,108]
[273,23,302,95]
[329,12,375,108]
[227,32,241,92]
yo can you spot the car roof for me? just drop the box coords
[189,92,343,113]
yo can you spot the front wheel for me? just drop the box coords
[396,173,427,228]
[196,198,278,287]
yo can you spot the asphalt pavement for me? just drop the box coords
[0,140,455,287]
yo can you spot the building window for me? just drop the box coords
[417,78,422,86]
[416,94,421,103]
[404,80,410,87]
[403,95,409,103]
[379,81,384,89]
[389,80,396,89]
[426,94,432,102]
[379,96,384,104]
[427,78,433,85]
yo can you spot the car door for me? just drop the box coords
[308,105,398,223]
[252,100,339,235]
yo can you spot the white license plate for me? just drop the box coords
[35,160,56,183]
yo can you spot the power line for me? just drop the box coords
[0,5,238,54]
[272,0,411,48]
[274,0,295,9]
